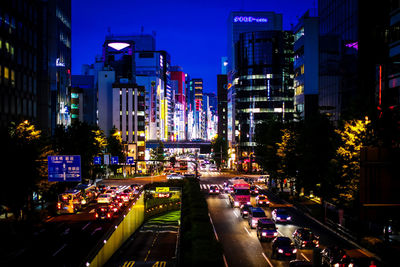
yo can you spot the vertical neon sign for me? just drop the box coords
[379,65,382,106]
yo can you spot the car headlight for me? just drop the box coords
[252,219,257,224]
[277,217,281,220]
[278,249,284,253]
[262,232,267,236]
[243,211,248,214]
[292,249,297,253]
[234,201,239,206]
[273,232,278,236]
[247,201,251,205]
[287,216,291,220]
[333,264,340,267]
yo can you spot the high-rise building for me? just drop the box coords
[318,0,358,121]
[203,92,218,140]
[221,57,228,75]
[0,1,40,128]
[71,75,96,125]
[217,74,228,142]
[112,82,145,166]
[192,78,203,139]
[235,30,295,169]
[293,9,319,120]
[135,50,171,141]
[171,66,186,141]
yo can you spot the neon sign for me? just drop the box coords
[234,16,268,23]
[56,58,65,67]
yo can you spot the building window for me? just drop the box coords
[4,67,9,82]
[11,70,15,87]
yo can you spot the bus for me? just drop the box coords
[57,189,83,214]
[76,184,98,205]
[228,178,251,208]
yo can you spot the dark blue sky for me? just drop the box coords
[72,0,316,93]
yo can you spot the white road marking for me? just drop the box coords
[223,254,229,267]
[52,244,67,257]
[276,229,284,236]
[218,184,224,189]
[262,252,274,267]
[301,252,310,262]
[244,227,252,237]
[82,222,91,230]
[225,199,230,205]
[208,213,219,241]
[91,227,102,236]
[233,210,239,218]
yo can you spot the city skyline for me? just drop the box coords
[71,0,316,93]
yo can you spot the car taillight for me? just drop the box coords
[107,213,111,218]
[95,214,98,218]
[57,203,61,209]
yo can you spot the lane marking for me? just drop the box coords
[223,254,229,267]
[276,229,284,236]
[225,199,230,206]
[82,222,91,230]
[262,252,274,267]
[244,227,252,237]
[52,244,67,257]
[208,213,219,241]
[233,210,239,218]
[301,252,310,262]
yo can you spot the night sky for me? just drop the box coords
[72,0,316,93]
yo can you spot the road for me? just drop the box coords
[105,210,180,267]
[201,172,373,267]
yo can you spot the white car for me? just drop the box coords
[257,175,269,183]
[97,194,112,204]
[167,173,183,180]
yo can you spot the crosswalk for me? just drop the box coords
[199,184,225,190]
[199,171,224,176]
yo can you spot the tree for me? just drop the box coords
[0,121,44,220]
[254,119,283,179]
[52,121,106,182]
[211,136,228,169]
[107,127,125,174]
[296,114,338,201]
[276,127,298,192]
[335,118,371,206]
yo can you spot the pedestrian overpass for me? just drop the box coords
[146,140,212,154]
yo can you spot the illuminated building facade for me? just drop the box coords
[112,82,145,164]
[293,9,319,120]
[171,66,186,141]
[71,75,96,125]
[135,50,171,141]
[186,76,196,140]
[235,31,295,167]
[192,78,203,139]
[203,92,218,140]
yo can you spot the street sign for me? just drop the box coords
[111,156,119,165]
[156,187,170,193]
[104,154,110,165]
[126,157,134,165]
[48,155,81,182]
[94,156,101,165]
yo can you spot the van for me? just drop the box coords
[248,207,268,229]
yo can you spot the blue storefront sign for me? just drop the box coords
[94,156,101,165]
[48,155,81,182]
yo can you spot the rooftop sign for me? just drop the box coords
[234,16,268,23]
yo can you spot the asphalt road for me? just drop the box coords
[201,172,373,267]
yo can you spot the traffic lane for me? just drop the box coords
[207,194,278,267]
[262,190,373,260]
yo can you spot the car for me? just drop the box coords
[130,183,142,190]
[257,175,269,183]
[256,219,278,241]
[209,185,220,194]
[255,194,270,206]
[320,247,351,267]
[292,228,319,248]
[250,185,259,195]
[104,189,116,198]
[95,206,113,220]
[109,186,119,192]
[97,184,108,193]
[272,208,292,223]
[248,207,268,229]
[119,193,130,203]
[240,204,253,218]
[209,165,218,171]
[123,188,134,200]
[289,260,313,266]
[167,173,183,179]
[113,196,125,208]
[97,193,112,204]
[108,203,120,214]
[271,237,297,260]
